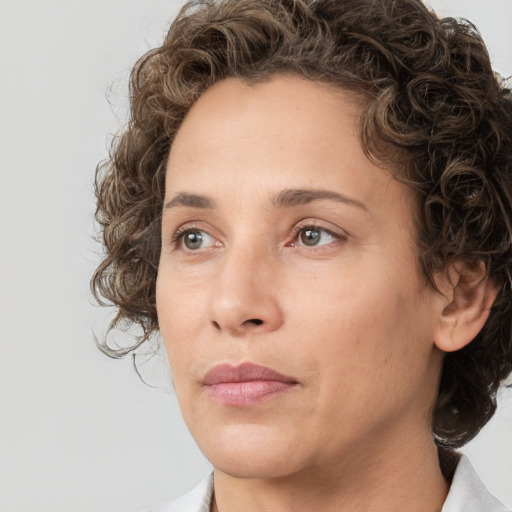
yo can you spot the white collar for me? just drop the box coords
[149,473,213,512]
[150,455,510,512]
[442,455,509,511]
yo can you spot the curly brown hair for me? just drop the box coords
[92,0,512,449]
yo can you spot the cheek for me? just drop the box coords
[156,272,207,371]
[301,266,432,377]
[305,282,435,426]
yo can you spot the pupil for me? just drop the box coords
[301,229,320,246]
[184,230,203,249]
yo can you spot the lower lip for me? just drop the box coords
[206,380,296,406]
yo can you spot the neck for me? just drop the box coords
[211,428,449,512]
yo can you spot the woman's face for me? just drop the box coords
[157,75,445,479]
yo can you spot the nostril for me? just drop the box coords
[246,318,263,326]
[212,320,221,330]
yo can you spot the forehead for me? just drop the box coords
[165,75,414,221]
[173,75,362,144]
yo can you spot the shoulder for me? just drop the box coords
[442,455,510,512]
[148,473,214,512]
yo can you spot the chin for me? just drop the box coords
[194,423,309,479]
[212,454,304,480]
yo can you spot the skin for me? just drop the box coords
[156,75,452,512]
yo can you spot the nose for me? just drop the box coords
[209,245,284,336]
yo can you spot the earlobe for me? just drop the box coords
[433,262,499,353]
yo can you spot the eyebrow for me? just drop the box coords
[272,188,368,211]
[163,188,368,211]
[164,193,215,210]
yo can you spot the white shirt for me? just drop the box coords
[150,456,510,512]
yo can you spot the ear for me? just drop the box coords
[434,261,499,353]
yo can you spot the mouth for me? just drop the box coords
[202,362,298,407]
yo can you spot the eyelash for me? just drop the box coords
[171,223,211,248]
[288,222,345,249]
[170,222,346,252]
[172,224,197,243]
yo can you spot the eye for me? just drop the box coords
[295,226,341,247]
[175,228,216,250]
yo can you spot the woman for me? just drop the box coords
[92,0,512,510]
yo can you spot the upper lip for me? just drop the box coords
[202,362,297,385]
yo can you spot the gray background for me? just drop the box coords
[1,1,511,510]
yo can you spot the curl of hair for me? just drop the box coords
[92,0,512,448]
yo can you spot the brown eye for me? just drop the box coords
[299,228,322,246]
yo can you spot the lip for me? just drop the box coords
[202,362,298,407]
